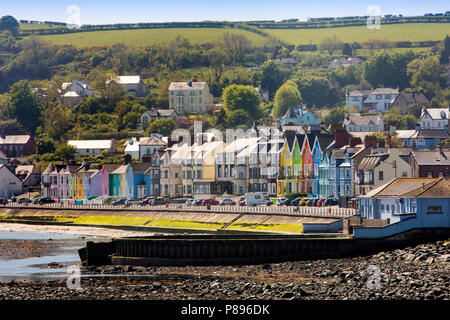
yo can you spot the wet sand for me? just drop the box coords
[0,223,158,239]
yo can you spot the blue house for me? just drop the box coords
[280,106,320,126]
[126,163,152,199]
[401,129,450,150]
[318,152,330,198]
[356,177,450,239]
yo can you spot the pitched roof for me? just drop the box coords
[0,135,32,145]
[421,108,450,120]
[343,114,382,127]
[397,92,429,105]
[129,163,152,174]
[282,107,298,119]
[168,82,208,90]
[402,178,450,198]
[139,136,166,146]
[412,150,450,166]
[68,140,113,149]
[362,178,438,198]
[411,129,450,139]
[108,76,142,84]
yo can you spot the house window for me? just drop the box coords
[379,171,383,181]
[381,204,385,212]
[402,172,407,178]
[427,206,442,214]
[427,172,433,178]
[439,172,444,178]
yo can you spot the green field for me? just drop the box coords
[266,23,450,45]
[20,23,53,30]
[36,28,268,47]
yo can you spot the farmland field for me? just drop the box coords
[36,27,268,47]
[265,23,450,45]
[20,23,52,30]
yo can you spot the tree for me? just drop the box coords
[323,106,350,125]
[296,76,339,107]
[273,80,302,118]
[222,84,261,119]
[42,103,73,141]
[146,118,176,136]
[342,43,353,56]
[261,60,284,100]
[36,137,55,154]
[404,114,418,129]
[407,55,441,99]
[55,143,76,161]
[0,16,19,35]
[226,109,251,127]
[9,80,40,133]
[319,37,343,55]
[440,35,450,65]
[383,110,406,129]
[222,32,252,64]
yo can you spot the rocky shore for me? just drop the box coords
[0,239,448,300]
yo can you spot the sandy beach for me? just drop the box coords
[0,223,158,238]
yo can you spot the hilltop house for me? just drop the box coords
[280,105,320,127]
[329,57,362,68]
[391,92,429,115]
[168,81,213,115]
[107,75,147,97]
[419,107,450,130]
[68,140,115,158]
[346,88,399,112]
[138,136,166,160]
[343,113,384,132]
[0,135,36,158]
[61,78,95,107]
[139,109,176,130]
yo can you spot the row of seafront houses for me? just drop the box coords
[37,120,450,206]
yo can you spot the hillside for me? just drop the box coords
[266,23,450,45]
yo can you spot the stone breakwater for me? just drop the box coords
[0,239,448,300]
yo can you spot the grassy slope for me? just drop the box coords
[266,23,450,45]
[36,28,267,47]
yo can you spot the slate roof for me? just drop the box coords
[411,129,450,139]
[169,82,208,90]
[343,114,382,127]
[0,135,32,145]
[362,178,438,198]
[139,136,166,146]
[412,150,450,166]
[395,92,429,105]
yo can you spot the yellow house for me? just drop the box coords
[277,132,296,197]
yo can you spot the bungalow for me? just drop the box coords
[356,177,450,238]
[0,164,22,198]
[138,136,166,160]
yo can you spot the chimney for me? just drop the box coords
[364,135,377,147]
[335,128,349,148]
[349,137,362,148]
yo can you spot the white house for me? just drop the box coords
[107,75,147,97]
[61,78,95,107]
[419,107,450,130]
[138,136,167,160]
[68,140,115,158]
[0,164,23,198]
[343,113,384,132]
[346,88,399,112]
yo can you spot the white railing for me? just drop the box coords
[3,202,356,217]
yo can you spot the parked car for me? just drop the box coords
[32,197,41,205]
[193,199,204,206]
[202,199,219,206]
[312,198,320,206]
[238,197,246,206]
[219,199,236,206]
[0,198,8,205]
[39,197,55,204]
[18,198,32,204]
[290,198,304,206]
[306,199,316,206]
[139,197,153,205]
[299,198,310,206]
[185,199,195,206]
[111,198,126,206]
[317,198,327,207]
[324,198,338,206]
[151,198,168,206]
[278,198,292,206]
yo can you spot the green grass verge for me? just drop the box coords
[0,214,303,234]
